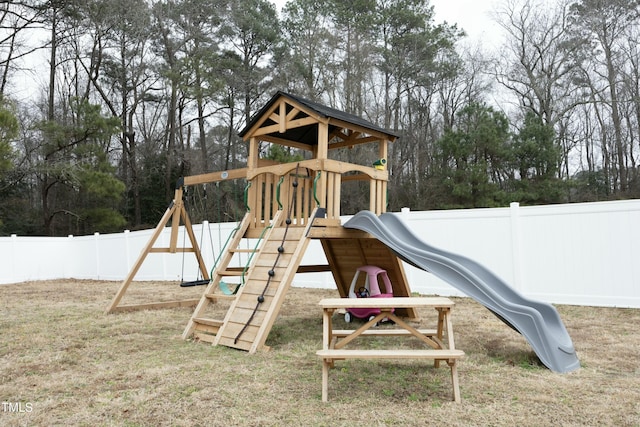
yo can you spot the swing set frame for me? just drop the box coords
[105,168,248,313]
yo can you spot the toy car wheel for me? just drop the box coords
[344,312,352,323]
[368,315,378,326]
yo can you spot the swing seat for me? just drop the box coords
[180,279,211,287]
[219,281,241,295]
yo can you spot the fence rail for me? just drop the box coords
[2,200,639,308]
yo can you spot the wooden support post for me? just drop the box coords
[378,138,388,165]
[369,181,376,213]
[379,138,389,213]
[326,172,334,219]
[249,137,259,169]
[169,187,183,252]
[316,123,329,210]
[381,180,387,213]
[105,201,177,314]
[376,180,384,214]
[180,201,209,283]
[317,122,329,160]
[247,137,260,228]
[333,173,341,219]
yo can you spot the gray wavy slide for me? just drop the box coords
[344,210,580,373]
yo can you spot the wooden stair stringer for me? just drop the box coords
[213,209,318,353]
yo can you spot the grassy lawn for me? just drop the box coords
[1,280,639,426]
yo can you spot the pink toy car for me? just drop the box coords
[345,265,394,324]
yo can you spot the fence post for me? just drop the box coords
[10,234,17,283]
[94,232,100,279]
[509,202,523,291]
[124,230,131,276]
[201,221,210,262]
[67,235,74,280]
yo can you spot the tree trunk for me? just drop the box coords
[166,80,178,200]
[604,43,626,192]
[43,6,58,236]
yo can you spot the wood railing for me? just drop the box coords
[245,159,388,231]
[246,169,315,229]
[181,159,387,233]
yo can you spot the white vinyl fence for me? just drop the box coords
[1,200,639,308]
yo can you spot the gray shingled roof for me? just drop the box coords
[238,91,399,145]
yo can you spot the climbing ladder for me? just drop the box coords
[182,210,257,342]
[183,207,317,353]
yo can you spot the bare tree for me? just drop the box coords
[492,0,589,179]
[570,0,640,192]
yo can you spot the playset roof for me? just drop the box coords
[238,91,399,148]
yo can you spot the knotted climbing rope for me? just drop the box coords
[233,164,301,344]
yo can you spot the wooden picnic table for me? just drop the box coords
[317,297,464,403]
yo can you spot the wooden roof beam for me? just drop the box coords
[328,127,345,140]
[267,104,304,134]
[279,99,286,133]
[252,116,318,137]
[258,134,314,152]
[329,117,397,143]
[329,135,380,150]
[286,106,301,121]
[241,97,324,141]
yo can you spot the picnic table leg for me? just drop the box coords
[444,307,455,349]
[436,307,445,340]
[435,308,446,368]
[449,359,461,403]
[322,308,332,401]
[322,358,329,402]
[322,308,333,350]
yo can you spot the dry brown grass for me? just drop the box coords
[1,280,639,426]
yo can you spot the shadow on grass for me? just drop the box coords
[483,338,543,369]
[266,315,324,349]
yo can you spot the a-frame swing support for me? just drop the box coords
[105,184,210,314]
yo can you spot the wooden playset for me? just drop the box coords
[105,91,420,353]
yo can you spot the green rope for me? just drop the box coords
[313,171,322,207]
[217,223,272,296]
[275,175,285,210]
[243,181,252,212]
[210,223,241,278]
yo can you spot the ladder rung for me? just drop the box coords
[193,331,217,343]
[192,317,223,335]
[193,317,224,327]
[230,248,255,253]
[205,293,236,301]
[217,270,243,276]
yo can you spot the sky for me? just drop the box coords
[429,0,503,46]
[273,0,504,47]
